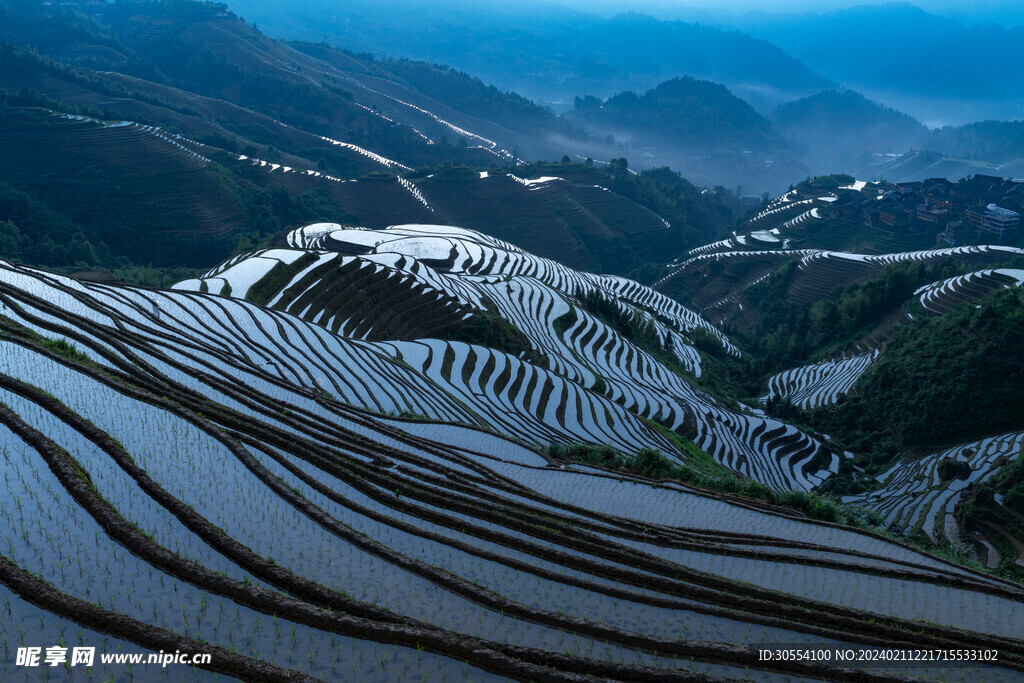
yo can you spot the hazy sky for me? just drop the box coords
[550,0,1024,26]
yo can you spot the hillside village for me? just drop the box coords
[827,174,1023,246]
[2,2,1024,680]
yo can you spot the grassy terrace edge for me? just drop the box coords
[547,440,1024,585]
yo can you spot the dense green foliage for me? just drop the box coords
[740,258,966,382]
[0,43,201,122]
[0,158,342,272]
[573,77,774,150]
[579,291,662,349]
[371,58,584,141]
[0,0,162,80]
[444,302,544,366]
[0,41,363,273]
[994,456,1024,516]
[715,256,1024,474]
[35,337,91,364]
[0,183,104,268]
[511,161,738,271]
[954,452,1024,580]
[604,167,739,256]
[958,454,1024,521]
[806,286,1024,466]
[578,289,747,406]
[547,442,883,528]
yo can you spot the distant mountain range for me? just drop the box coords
[565,78,1024,189]
[573,77,776,151]
[215,0,1024,192]
[772,89,928,173]
[734,2,1024,124]
[4,0,1024,216]
[0,1,743,277]
[2,7,1024,669]
[225,0,833,107]
[568,77,805,193]
[227,0,1024,127]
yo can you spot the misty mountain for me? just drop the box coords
[567,77,807,193]
[923,120,1024,164]
[736,2,1024,123]
[0,1,742,278]
[224,0,832,107]
[573,77,775,151]
[738,3,962,85]
[0,0,584,165]
[773,89,927,172]
[321,53,583,142]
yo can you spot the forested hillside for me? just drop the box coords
[0,1,736,280]
[573,76,776,151]
[809,285,1024,462]
[773,90,927,169]
[1,3,1024,677]
[225,0,832,103]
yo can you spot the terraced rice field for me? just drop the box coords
[659,231,1024,307]
[845,433,1024,548]
[747,198,821,226]
[765,350,881,410]
[0,109,248,239]
[784,246,1024,305]
[179,224,840,490]
[917,268,1024,314]
[2,257,1024,681]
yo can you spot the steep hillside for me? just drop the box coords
[0,3,738,277]
[0,0,161,79]
[811,285,1024,456]
[739,3,1024,123]
[225,0,832,104]
[656,192,1024,572]
[574,76,775,151]
[176,223,838,491]
[774,90,927,171]
[0,72,713,279]
[924,120,1024,164]
[3,241,1024,680]
[0,105,250,257]
[0,0,563,168]
[336,53,585,142]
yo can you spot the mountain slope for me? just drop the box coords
[654,199,1024,565]
[574,76,775,151]
[3,246,1024,680]
[738,3,1024,123]
[0,3,738,274]
[924,120,1024,164]
[773,89,928,170]
[175,223,840,490]
[225,0,832,103]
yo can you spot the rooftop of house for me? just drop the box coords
[985,203,1020,219]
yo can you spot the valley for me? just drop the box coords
[0,1,1023,680]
